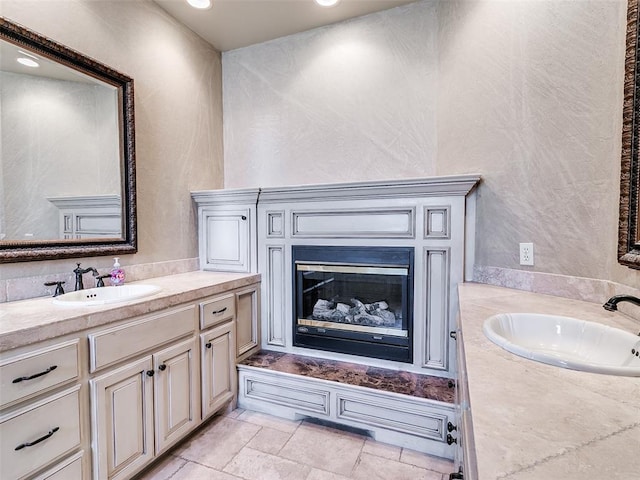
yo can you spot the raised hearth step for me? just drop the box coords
[239,350,454,402]
[237,350,457,459]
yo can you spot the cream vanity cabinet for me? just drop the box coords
[0,339,84,480]
[199,285,261,420]
[200,294,236,419]
[0,275,261,480]
[88,304,200,480]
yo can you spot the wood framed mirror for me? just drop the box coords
[0,17,136,263]
[619,0,640,268]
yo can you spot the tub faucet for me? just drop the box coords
[73,263,99,291]
[602,295,640,312]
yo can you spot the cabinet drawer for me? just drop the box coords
[33,451,83,480]
[0,386,81,480]
[200,294,235,329]
[242,374,330,415]
[336,393,449,441]
[0,340,79,409]
[89,305,196,372]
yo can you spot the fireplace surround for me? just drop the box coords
[292,245,414,363]
[193,175,480,458]
[192,175,480,375]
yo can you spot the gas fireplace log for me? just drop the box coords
[311,298,397,326]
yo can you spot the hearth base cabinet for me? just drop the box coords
[237,365,457,459]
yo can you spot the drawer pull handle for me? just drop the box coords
[211,307,228,315]
[15,427,59,450]
[158,364,167,371]
[206,342,212,349]
[12,365,58,383]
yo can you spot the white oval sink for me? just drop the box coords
[483,313,640,376]
[53,284,161,306]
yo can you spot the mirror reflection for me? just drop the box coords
[1,39,122,242]
[0,17,136,263]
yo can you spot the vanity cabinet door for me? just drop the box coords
[153,339,198,454]
[90,357,154,480]
[201,322,235,420]
[235,286,260,361]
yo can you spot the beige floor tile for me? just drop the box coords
[399,448,454,473]
[278,422,365,476]
[246,425,294,455]
[135,455,186,479]
[237,410,302,433]
[225,407,246,419]
[305,468,351,480]
[175,416,261,470]
[172,461,243,480]
[351,453,442,480]
[361,439,401,461]
[223,446,311,480]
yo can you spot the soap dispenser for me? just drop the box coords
[110,257,125,286]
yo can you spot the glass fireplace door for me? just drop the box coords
[292,245,414,363]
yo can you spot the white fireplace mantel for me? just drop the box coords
[192,174,481,377]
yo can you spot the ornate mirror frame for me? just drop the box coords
[619,0,640,268]
[0,17,137,263]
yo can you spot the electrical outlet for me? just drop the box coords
[520,243,534,266]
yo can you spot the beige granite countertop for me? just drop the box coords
[458,283,640,480]
[0,271,260,353]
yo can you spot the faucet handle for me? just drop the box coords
[95,274,111,288]
[44,281,65,297]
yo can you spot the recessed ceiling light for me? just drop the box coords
[17,57,39,68]
[186,0,212,9]
[315,0,340,7]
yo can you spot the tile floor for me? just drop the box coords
[136,408,455,480]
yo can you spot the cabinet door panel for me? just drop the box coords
[90,357,153,480]
[236,287,260,360]
[201,209,251,272]
[154,339,198,453]
[201,322,235,419]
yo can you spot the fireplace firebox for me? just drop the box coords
[292,245,414,363]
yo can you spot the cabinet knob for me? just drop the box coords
[158,364,167,371]
[241,215,247,220]
[146,370,155,377]
[205,342,212,349]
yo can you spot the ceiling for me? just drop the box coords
[153,0,418,52]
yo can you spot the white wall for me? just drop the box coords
[222,0,640,290]
[1,0,224,300]
[223,0,439,187]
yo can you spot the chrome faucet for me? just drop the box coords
[73,263,99,291]
[603,295,640,312]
